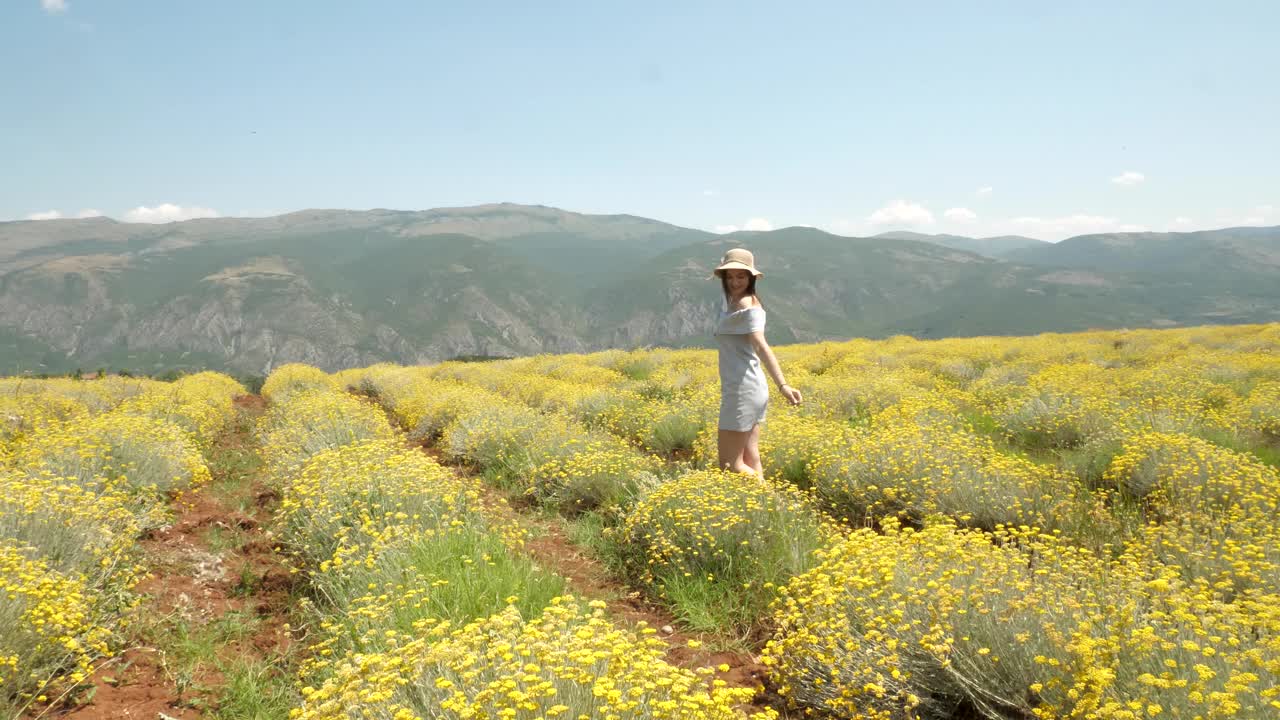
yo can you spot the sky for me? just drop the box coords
[3,1,1277,241]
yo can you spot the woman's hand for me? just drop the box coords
[781,384,802,406]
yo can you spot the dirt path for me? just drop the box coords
[35,395,297,720]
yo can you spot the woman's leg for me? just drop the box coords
[717,428,756,475]
[742,423,762,477]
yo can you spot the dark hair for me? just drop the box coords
[719,271,759,305]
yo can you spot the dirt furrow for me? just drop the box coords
[38,395,297,720]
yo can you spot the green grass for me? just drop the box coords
[646,411,703,456]
[202,524,249,554]
[1252,442,1280,468]
[307,523,567,666]
[231,562,261,598]
[210,657,295,720]
[1050,438,1124,489]
[204,407,266,515]
[1197,427,1280,469]
[658,573,765,639]
[962,409,1005,440]
[130,593,297,715]
[564,511,628,575]
[140,609,261,675]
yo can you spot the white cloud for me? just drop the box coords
[1118,223,1149,233]
[1173,216,1192,226]
[1111,171,1145,186]
[123,203,220,223]
[41,0,68,13]
[943,207,977,223]
[825,219,860,236]
[1221,205,1275,227]
[867,200,935,227]
[976,186,993,197]
[713,217,773,233]
[26,210,63,220]
[1006,214,1120,239]
[76,208,102,218]
[702,189,720,197]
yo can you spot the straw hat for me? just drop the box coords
[711,248,763,278]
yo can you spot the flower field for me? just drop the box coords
[0,372,245,717]
[335,323,1280,720]
[3,322,1279,719]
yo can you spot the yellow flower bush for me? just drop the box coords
[0,470,145,586]
[1244,380,1280,438]
[807,417,1102,536]
[1103,431,1279,516]
[292,597,768,720]
[440,402,551,477]
[0,376,160,415]
[277,439,563,683]
[277,438,490,573]
[362,365,675,517]
[397,381,509,444]
[11,410,211,515]
[798,363,950,425]
[616,468,838,631]
[0,541,116,719]
[996,382,1118,449]
[257,389,396,479]
[0,392,88,446]
[527,440,663,516]
[262,362,341,404]
[112,371,245,450]
[765,519,1280,720]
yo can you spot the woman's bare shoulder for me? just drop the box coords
[731,296,760,311]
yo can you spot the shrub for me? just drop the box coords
[256,390,396,479]
[764,520,1280,720]
[276,439,490,573]
[299,524,567,684]
[809,420,1096,536]
[1103,431,1280,518]
[615,468,837,632]
[260,363,339,404]
[0,470,144,586]
[112,371,245,449]
[0,542,116,718]
[1244,380,1280,438]
[527,441,663,517]
[294,597,765,720]
[440,404,576,488]
[12,411,210,517]
[998,389,1116,449]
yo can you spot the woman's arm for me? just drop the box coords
[748,331,802,406]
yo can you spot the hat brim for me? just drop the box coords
[711,261,763,279]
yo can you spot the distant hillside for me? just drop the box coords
[1,206,1278,375]
[875,230,1048,258]
[1002,226,1280,273]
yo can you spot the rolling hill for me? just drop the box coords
[1,205,1277,376]
[873,230,1048,258]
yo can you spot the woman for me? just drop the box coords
[712,248,802,477]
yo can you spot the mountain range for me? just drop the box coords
[2,203,1277,376]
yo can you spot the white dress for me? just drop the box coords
[715,303,768,431]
